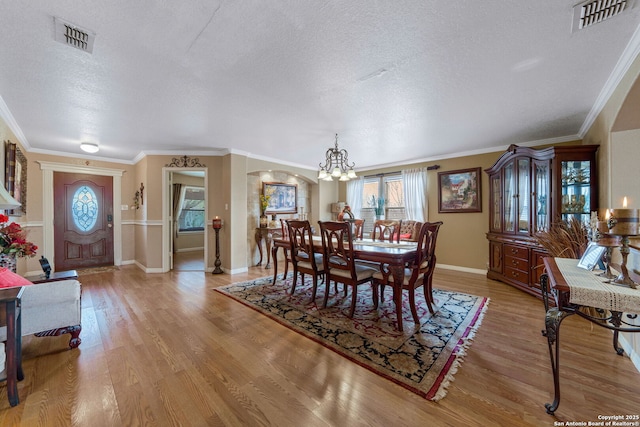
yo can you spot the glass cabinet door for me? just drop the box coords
[561,160,591,224]
[517,158,530,234]
[533,160,550,233]
[490,174,502,232]
[504,161,515,233]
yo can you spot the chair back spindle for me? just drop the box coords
[371,219,402,243]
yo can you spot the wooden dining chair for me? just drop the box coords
[371,219,402,243]
[372,221,443,326]
[286,220,325,302]
[353,219,365,240]
[271,220,293,284]
[317,221,379,317]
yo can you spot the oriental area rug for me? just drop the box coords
[215,273,489,401]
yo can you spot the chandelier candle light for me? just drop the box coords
[605,197,639,289]
[317,134,357,182]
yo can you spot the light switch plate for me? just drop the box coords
[121,204,129,210]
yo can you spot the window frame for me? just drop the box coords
[177,185,206,233]
[361,174,405,217]
[360,173,406,235]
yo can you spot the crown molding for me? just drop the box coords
[579,22,640,136]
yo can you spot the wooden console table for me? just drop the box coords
[541,257,640,415]
[0,286,25,407]
[254,227,281,268]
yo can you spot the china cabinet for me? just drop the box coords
[485,144,598,297]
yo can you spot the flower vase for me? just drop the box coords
[259,214,268,228]
[0,253,17,273]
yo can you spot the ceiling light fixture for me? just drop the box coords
[317,134,357,182]
[80,142,99,153]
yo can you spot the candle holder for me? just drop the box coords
[605,209,638,289]
[212,218,223,274]
[596,235,621,280]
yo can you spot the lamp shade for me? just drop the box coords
[331,202,345,213]
[0,183,21,210]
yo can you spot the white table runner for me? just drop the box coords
[353,239,418,249]
[554,257,640,313]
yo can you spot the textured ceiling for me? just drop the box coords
[1,1,640,171]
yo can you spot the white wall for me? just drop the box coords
[610,129,640,372]
[610,129,640,208]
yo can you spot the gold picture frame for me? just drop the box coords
[4,141,27,216]
[437,167,482,213]
[262,182,298,214]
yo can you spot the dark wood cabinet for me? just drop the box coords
[485,144,598,297]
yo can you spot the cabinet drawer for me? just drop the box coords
[504,244,528,260]
[505,255,528,271]
[504,266,530,284]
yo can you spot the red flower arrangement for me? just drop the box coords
[0,214,38,257]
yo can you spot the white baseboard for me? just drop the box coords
[437,264,486,276]
[133,260,164,273]
[227,266,249,274]
[618,332,640,373]
[174,247,205,253]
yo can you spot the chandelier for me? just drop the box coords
[317,134,357,181]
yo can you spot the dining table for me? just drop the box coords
[272,236,419,331]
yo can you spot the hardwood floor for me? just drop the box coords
[1,263,639,426]
[173,250,205,271]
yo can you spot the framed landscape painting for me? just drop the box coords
[438,167,481,213]
[263,182,297,214]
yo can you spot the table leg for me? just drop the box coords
[255,230,264,266]
[6,300,19,407]
[610,312,626,356]
[16,306,23,382]
[388,264,405,332]
[265,232,273,269]
[272,245,280,283]
[542,307,573,415]
[283,248,289,278]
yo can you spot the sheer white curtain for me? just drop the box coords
[402,168,427,221]
[346,177,364,218]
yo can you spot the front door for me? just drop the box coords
[54,172,114,270]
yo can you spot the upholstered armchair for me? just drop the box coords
[0,279,82,348]
[398,220,423,242]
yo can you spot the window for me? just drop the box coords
[360,174,406,235]
[72,185,98,232]
[178,186,205,232]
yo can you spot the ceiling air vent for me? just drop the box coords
[573,0,632,31]
[54,17,95,53]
